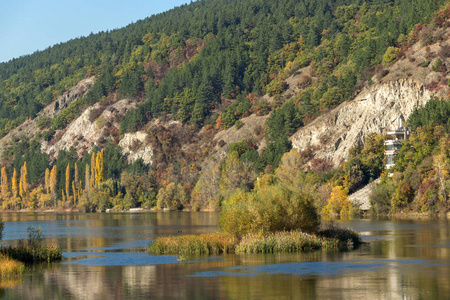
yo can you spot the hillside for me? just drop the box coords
[0,0,448,212]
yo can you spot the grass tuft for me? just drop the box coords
[0,245,62,263]
[0,255,26,278]
[149,233,238,255]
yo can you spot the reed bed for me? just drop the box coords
[235,231,323,253]
[149,227,361,255]
[0,245,62,263]
[0,255,26,278]
[149,233,238,255]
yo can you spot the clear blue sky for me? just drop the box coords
[0,0,190,63]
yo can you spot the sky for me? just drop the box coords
[0,0,190,63]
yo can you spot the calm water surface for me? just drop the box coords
[0,212,449,299]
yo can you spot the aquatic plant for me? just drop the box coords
[149,233,238,255]
[0,226,62,263]
[0,255,26,278]
[149,227,361,255]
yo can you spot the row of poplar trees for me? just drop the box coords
[0,152,104,209]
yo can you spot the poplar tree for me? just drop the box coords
[85,166,90,195]
[90,153,96,190]
[72,181,77,204]
[95,152,105,184]
[50,166,57,196]
[1,167,8,199]
[45,168,50,194]
[74,163,79,193]
[12,168,18,198]
[66,163,70,201]
[19,162,28,199]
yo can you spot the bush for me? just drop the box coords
[36,116,52,130]
[370,181,395,214]
[219,185,320,238]
[382,47,400,65]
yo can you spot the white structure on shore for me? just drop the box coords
[384,116,410,169]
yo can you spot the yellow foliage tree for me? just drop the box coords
[322,186,352,215]
[85,166,90,195]
[11,168,18,198]
[44,168,50,194]
[95,152,105,185]
[50,166,57,197]
[90,153,96,190]
[275,149,304,187]
[65,163,70,202]
[19,162,28,199]
[72,181,77,204]
[74,163,79,194]
[1,166,8,199]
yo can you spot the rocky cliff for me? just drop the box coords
[291,79,434,166]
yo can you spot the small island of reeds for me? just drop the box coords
[0,224,62,279]
[149,184,362,256]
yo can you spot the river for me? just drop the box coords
[0,212,449,299]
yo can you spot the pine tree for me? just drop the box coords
[12,168,18,198]
[1,166,8,199]
[66,163,70,202]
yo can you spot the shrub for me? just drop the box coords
[36,116,52,130]
[235,120,244,129]
[322,186,353,215]
[219,184,320,238]
[382,47,401,65]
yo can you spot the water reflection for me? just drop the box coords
[0,213,449,299]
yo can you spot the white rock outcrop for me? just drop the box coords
[291,79,433,166]
[118,131,153,165]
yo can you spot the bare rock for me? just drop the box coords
[291,79,434,166]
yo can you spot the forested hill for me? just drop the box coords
[0,0,443,134]
[0,0,448,211]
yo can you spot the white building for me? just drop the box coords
[384,116,410,169]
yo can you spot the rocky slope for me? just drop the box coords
[291,78,434,166]
[42,99,136,159]
[290,27,450,166]
[0,77,95,159]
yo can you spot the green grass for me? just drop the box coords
[148,227,362,255]
[0,245,62,263]
[148,233,238,255]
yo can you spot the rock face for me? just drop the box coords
[291,79,434,166]
[348,178,381,211]
[0,76,95,159]
[43,99,136,159]
[37,76,95,118]
[118,132,153,165]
